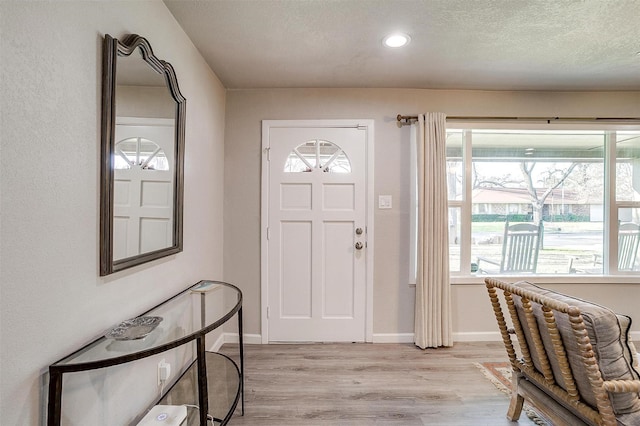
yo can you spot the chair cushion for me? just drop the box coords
[511,281,640,415]
[617,410,640,426]
[617,314,640,379]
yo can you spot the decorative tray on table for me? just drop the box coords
[104,316,163,340]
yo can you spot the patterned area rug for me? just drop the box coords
[474,362,550,426]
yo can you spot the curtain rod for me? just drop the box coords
[396,114,640,125]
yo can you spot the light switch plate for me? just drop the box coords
[378,195,392,209]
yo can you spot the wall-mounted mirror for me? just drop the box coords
[100,34,186,276]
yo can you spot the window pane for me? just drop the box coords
[472,220,506,274]
[296,142,317,168]
[556,221,603,274]
[618,209,640,272]
[449,207,461,272]
[427,126,640,277]
[324,151,351,173]
[616,131,640,202]
[446,130,463,201]
[470,129,604,275]
[284,140,351,173]
[284,152,311,172]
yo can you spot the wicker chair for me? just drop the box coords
[485,278,640,425]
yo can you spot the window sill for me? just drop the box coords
[450,274,640,285]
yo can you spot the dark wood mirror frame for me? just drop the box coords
[100,34,186,276]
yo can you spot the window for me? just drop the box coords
[410,124,640,280]
[114,137,169,171]
[284,139,351,173]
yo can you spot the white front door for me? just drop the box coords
[262,120,374,342]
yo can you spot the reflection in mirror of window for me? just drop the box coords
[284,139,351,173]
[114,137,169,171]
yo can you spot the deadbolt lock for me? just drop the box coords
[355,227,363,235]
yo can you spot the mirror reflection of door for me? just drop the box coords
[113,119,175,261]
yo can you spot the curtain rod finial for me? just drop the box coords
[397,114,419,124]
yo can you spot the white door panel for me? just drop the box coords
[263,123,372,342]
[280,221,312,318]
[323,221,356,318]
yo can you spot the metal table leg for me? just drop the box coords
[196,336,209,425]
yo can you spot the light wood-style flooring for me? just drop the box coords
[219,341,537,425]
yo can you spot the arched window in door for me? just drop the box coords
[114,137,169,171]
[284,139,351,173]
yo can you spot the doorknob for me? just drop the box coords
[355,242,363,250]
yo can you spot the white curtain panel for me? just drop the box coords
[414,113,453,349]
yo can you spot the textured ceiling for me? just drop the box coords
[164,0,640,90]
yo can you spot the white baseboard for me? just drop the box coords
[211,331,640,346]
[208,333,262,351]
[216,333,262,346]
[208,333,225,352]
[214,332,415,344]
[213,330,638,346]
[371,332,502,343]
[372,333,414,343]
[376,331,639,343]
[453,332,502,342]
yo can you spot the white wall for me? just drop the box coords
[1,1,226,424]
[223,88,640,341]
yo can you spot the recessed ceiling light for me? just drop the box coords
[383,33,411,48]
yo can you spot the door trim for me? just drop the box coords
[260,119,375,343]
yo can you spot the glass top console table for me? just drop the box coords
[47,280,244,425]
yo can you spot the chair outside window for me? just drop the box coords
[592,222,640,272]
[618,222,640,271]
[476,221,542,274]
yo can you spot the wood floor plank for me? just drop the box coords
[219,342,537,425]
